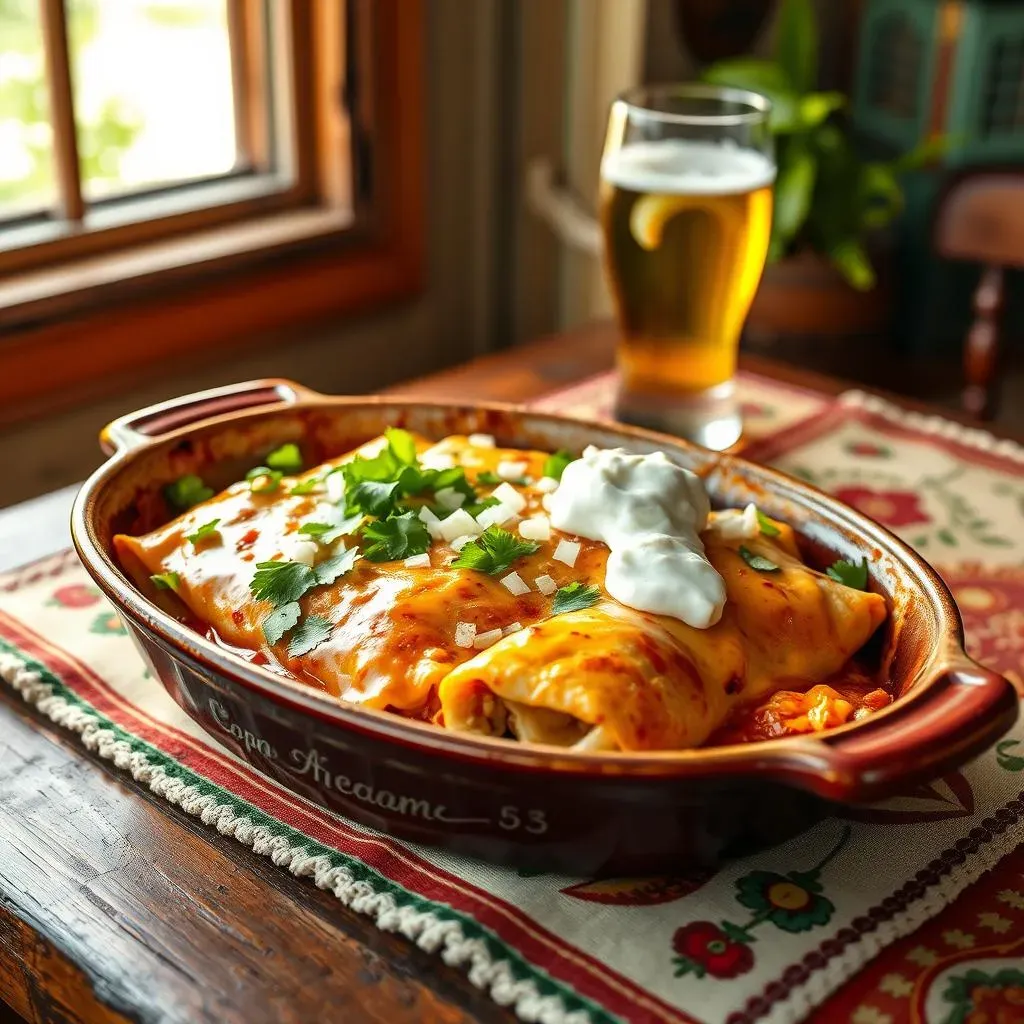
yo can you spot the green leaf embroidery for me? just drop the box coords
[937,528,958,547]
[262,601,301,645]
[551,582,601,615]
[738,546,780,573]
[288,615,333,657]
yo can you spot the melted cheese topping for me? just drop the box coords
[115,434,888,751]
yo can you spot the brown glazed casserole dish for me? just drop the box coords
[71,379,1018,874]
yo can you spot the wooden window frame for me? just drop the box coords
[0,0,425,428]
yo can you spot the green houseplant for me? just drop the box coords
[703,0,937,293]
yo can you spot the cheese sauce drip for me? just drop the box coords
[547,446,726,628]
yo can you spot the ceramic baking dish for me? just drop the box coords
[71,379,1018,874]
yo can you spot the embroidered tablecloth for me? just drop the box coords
[1,372,1021,1024]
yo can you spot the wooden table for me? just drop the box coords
[0,323,1010,1024]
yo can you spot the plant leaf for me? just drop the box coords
[452,526,539,576]
[288,615,333,658]
[551,582,601,615]
[150,572,180,590]
[361,512,430,562]
[265,443,303,473]
[185,519,221,545]
[313,547,362,585]
[738,546,780,572]
[776,0,817,94]
[542,449,576,481]
[702,59,799,132]
[249,560,317,606]
[772,142,817,253]
[797,91,843,130]
[827,240,875,290]
[164,475,214,510]
[825,558,869,590]
[262,601,301,645]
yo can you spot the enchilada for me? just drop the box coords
[115,430,888,752]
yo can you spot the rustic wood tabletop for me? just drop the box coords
[0,322,1012,1024]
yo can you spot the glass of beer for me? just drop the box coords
[600,84,774,449]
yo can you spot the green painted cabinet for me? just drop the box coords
[852,0,1024,351]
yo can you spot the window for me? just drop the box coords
[0,0,424,425]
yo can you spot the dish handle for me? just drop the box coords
[811,656,1019,801]
[100,379,323,456]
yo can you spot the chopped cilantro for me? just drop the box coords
[288,614,333,657]
[290,475,324,496]
[262,601,301,645]
[246,466,283,494]
[361,512,430,562]
[738,546,780,572]
[249,560,317,606]
[298,510,364,545]
[313,547,361,585]
[551,581,601,615]
[476,471,501,485]
[428,465,475,498]
[150,572,180,590]
[826,558,869,590]
[265,443,303,473]
[185,519,220,545]
[347,479,401,518]
[452,526,539,576]
[164,475,214,510]
[463,496,500,518]
[384,427,418,466]
[542,449,575,481]
[756,509,780,537]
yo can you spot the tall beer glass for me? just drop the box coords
[600,84,774,449]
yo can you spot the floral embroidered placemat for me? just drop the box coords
[1,375,1021,1024]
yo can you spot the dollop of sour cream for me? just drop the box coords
[547,446,726,629]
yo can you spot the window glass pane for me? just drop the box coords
[67,0,238,202]
[0,0,57,218]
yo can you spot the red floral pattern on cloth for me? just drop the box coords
[673,922,755,979]
[808,845,1024,1023]
[942,564,1024,694]
[46,583,101,608]
[832,485,932,528]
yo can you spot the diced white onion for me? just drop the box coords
[519,514,551,542]
[475,503,516,529]
[468,433,495,448]
[534,574,557,595]
[497,460,528,481]
[417,504,445,540]
[325,472,345,504]
[500,571,530,596]
[536,476,559,493]
[553,539,581,567]
[420,452,456,470]
[439,508,483,542]
[404,552,431,568]
[435,487,466,511]
[503,621,523,635]
[713,502,760,540]
[454,622,477,648]
[541,493,555,512]
[473,628,503,649]
[492,482,527,513]
[289,539,319,566]
[450,534,475,552]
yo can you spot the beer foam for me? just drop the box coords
[601,139,775,196]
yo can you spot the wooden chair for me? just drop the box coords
[933,169,1024,420]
